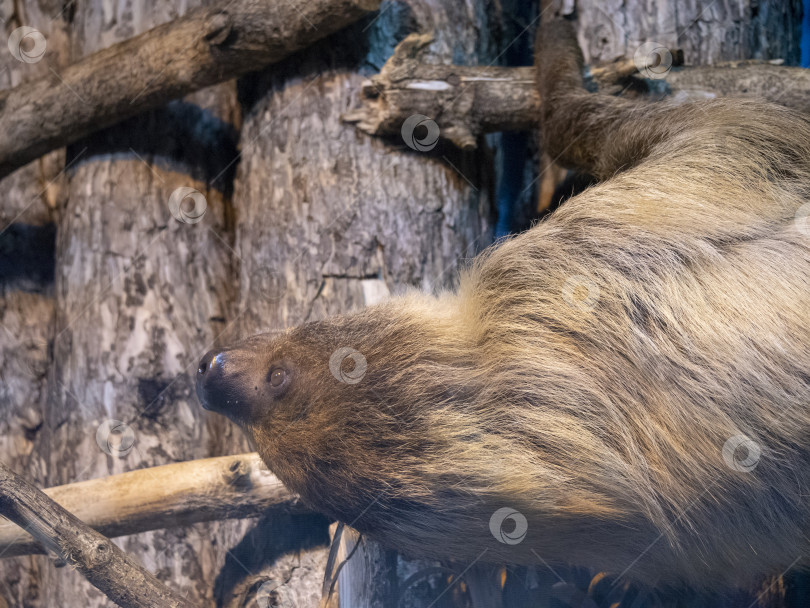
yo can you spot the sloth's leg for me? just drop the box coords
[536,18,810,237]
[535,20,687,180]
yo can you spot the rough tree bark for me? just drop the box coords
[0,1,72,605]
[568,0,802,66]
[20,0,248,606]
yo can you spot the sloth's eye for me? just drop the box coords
[269,368,287,388]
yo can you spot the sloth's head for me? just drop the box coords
[194,297,479,509]
[195,326,330,429]
[196,295,469,429]
[194,317,386,509]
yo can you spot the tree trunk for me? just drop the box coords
[22,1,250,606]
[227,0,497,605]
[0,1,71,605]
[568,0,802,65]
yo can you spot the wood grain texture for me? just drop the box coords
[0,0,381,179]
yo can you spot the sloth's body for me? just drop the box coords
[197,21,810,590]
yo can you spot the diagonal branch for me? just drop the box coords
[0,460,199,608]
[0,0,380,179]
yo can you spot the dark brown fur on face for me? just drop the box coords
[196,19,810,591]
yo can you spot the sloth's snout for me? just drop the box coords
[196,348,251,422]
[196,334,280,423]
[196,349,226,412]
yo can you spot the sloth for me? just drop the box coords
[196,19,810,590]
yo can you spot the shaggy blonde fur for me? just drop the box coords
[200,20,810,591]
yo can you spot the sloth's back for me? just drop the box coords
[456,97,810,587]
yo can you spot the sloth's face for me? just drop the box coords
[194,319,384,465]
[195,327,324,429]
[194,316,425,519]
[194,304,482,526]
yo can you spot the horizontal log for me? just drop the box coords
[0,461,197,608]
[344,34,807,148]
[0,453,304,558]
[0,0,380,179]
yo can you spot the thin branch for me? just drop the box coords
[0,460,198,608]
[0,0,380,178]
[0,453,304,558]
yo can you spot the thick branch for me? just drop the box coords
[344,34,809,148]
[0,0,380,178]
[0,461,198,608]
[0,453,303,558]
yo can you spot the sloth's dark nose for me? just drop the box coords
[196,345,257,423]
[197,349,220,377]
[196,349,228,412]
